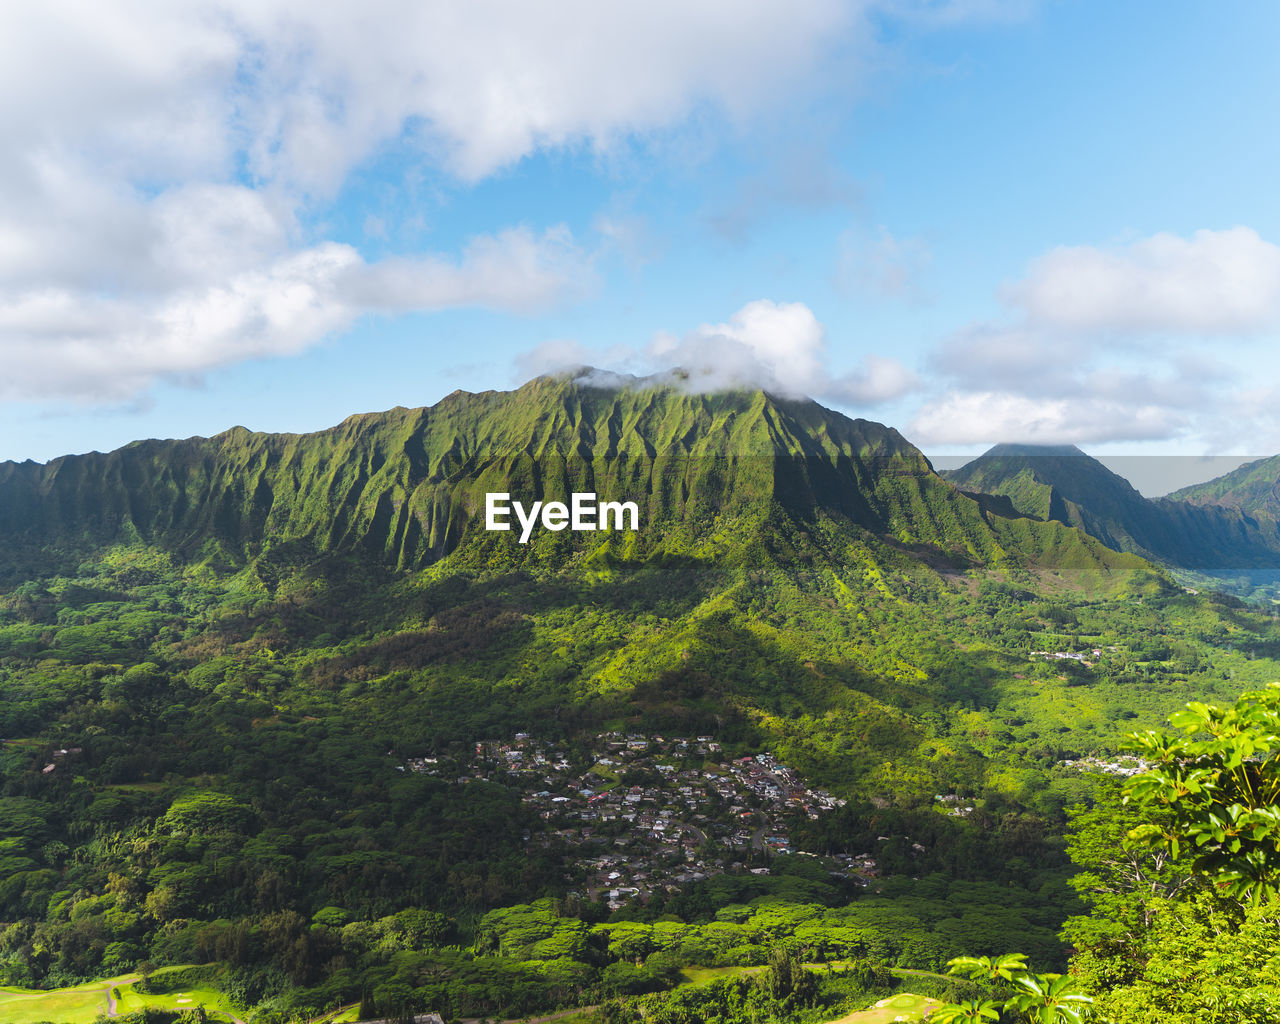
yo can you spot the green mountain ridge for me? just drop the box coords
[941,444,1280,577]
[0,373,1144,587]
[1166,453,1280,516]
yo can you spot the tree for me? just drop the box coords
[757,947,816,1007]
[1067,685,1280,1021]
[1125,684,1280,903]
[932,954,1093,1024]
[1060,780,1193,964]
[1085,890,1280,1023]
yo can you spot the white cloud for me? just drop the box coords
[0,0,868,405]
[830,354,921,405]
[514,339,638,384]
[516,299,918,407]
[932,325,1051,389]
[0,228,592,401]
[515,340,600,382]
[916,227,1280,447]
[1005,227,1280,334]
[0,172,599,400]
[1196,384,1280,455]
[340,227,593,314]
[0,1,861,194]
[0,1,1042,407]
[655,300,830,396]
[909,391,1186,446]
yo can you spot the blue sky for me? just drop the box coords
[3,0,1279,493]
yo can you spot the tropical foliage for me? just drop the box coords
[932,953,1091,1024]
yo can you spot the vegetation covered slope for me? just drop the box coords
[942,444,1280,574]
[0,375,1148,586]
[1166,453,1280,517]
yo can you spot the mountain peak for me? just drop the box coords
[0,372,935,570]
[983,443,1088,458]
[941,440,1280,574]
[942,441,1148,548]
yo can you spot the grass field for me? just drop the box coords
[678,964,763,986]
[0,975,125,1024]
[0,966,245,1024]
[1,963,939,1024]
[826,992,939,1023]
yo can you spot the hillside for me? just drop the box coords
[1166,453,1280,516]
[942,444,1280,577]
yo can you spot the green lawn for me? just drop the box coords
[677,964,764,987]
[114,983,239,1017]
[825,992,939,1024]
[0,975,124,1024]
[0,966,245,1024]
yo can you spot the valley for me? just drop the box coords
[416,733,857,907]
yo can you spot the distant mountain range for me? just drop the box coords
[941,444,1280,585]
[7,368,1280,599]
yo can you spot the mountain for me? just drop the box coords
[942,443,1280,575]
[940,444,1157,551]
[0,372,1144,585]
[1166,454,1280,517]
[0,370,1170,818]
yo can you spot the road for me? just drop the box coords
[678,822,707,844]
[104,978,136,1016]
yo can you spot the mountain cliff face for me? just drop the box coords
[0,373,1145,584]
[942,444,1280,573]
[1166,455,1280,518]
[941,444,1158,551]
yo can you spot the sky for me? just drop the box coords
[3,1,1280,495]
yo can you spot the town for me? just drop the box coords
[1059,753,1152,777]
[402,732,875,908]
[1028,646,1112,663]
